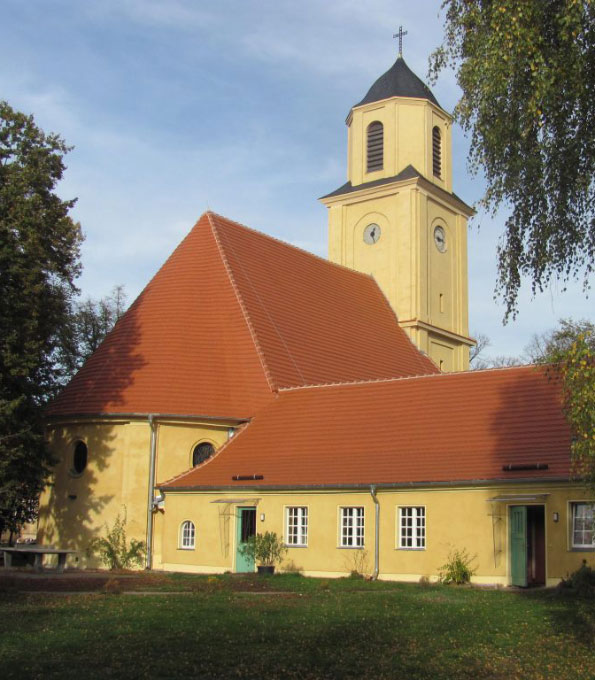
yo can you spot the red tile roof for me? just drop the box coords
[47,212,436,418]
[161,366,571,489]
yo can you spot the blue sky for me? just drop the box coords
[2,0,592,360]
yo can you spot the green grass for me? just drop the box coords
[1,576,594,679]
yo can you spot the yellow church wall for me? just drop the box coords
[38,417,237,568]
[158,484,593,585]
[38,419,151,568]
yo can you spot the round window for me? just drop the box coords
[72,441,88,475]
[192,442,214,467]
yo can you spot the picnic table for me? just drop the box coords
[2,546,76,573]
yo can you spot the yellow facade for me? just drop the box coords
[158,484,594,586]
[39,418,237,568]
[321,95,474,372]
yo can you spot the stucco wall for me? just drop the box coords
[158,484,594,585]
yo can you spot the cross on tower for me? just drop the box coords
[393,26,408,57]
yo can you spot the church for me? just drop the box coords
[38,52,592,587]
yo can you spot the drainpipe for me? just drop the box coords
[145,415,157,570]
[370,485,380,580]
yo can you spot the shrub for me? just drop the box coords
[240,531,287,567]
[87,509,146,570]
[342,548,369,578]
[560,560,595,597]
[439,548,476,585]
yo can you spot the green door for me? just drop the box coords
[510,506,528,587]
[235,507,256,573]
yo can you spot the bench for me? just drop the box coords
[2,546,76,573]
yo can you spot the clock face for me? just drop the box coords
[363,223,381,245]
[434,226,447,252]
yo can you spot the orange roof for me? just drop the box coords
[48,212,436,418]
[161,366,571,489]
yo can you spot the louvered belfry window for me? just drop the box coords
[432,126,442,178]
[367,121,383,172]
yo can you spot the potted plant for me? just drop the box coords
[240,531,287,574]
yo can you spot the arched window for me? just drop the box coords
[180,520,195,549]
[432,126,442,178]
[367,121,383,172]
[192,442,214,467]
[72,441,87,475]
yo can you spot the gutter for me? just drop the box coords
[158,476,572,493]
[145,415,157,570]
[370,485,379,580]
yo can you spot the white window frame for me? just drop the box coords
[398,506,426,550]
[285,506,308,547]
[571,502,595,549]
[179,520,195,550]
[340,506,365,548]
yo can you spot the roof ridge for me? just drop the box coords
[209,213,306,386]
[205,210,382,282]
[207,213,278,393]
[277,363,540,393]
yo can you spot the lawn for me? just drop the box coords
[0,574,593,679]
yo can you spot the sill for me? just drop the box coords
[396,547,426,551]
[337,546,365,550]
[569,547,595,552]
[68,470,85,479]
[177,547,195,551]
[285,544,307,549]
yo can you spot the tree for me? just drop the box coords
[524,318,595,363]
[0,101,82,540]
[537,324,594,487]
[59,285,127,382]
[431,1,595,319]
[469,331,522,370]
[524,319,595,486]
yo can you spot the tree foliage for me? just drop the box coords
[59,285,127,382]
[534,320,595,487]
[0,101,82,538]
[431,1,595,319]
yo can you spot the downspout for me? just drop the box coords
[145,414,157,570]
[370,485,379,580]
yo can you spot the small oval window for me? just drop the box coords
[72,441,88,474]
[192,442,214,467]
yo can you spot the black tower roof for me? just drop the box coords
[354,56,441,110]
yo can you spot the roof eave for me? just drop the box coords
[159,476,572,493]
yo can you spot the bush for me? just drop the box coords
[239,531,287,567]
[87,509,146,570]
[439,548,476,585]
[560,560,595,597]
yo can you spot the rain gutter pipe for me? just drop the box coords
[370,485,379,580]
[145,414,157,570]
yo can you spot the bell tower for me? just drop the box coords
[320,51,474,372]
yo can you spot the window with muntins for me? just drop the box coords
[341,507,364,547]
[572,503,595,548]
[367,122,383,172]
[192,442,214,467]
[180,520,195,549]
[432,126,442,178]
[286,507,308,546]
[399,506,426,549]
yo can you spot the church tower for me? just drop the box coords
[320,50,474,372]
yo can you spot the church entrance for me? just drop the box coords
[235,507,256,572]
[510,505,546,587]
